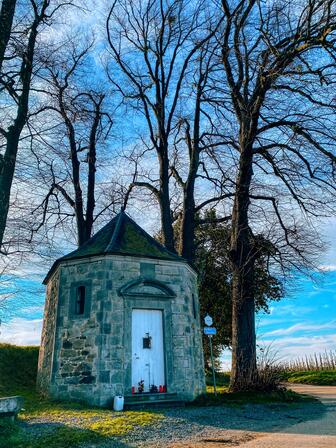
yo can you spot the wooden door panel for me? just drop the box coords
[131,309,165,392]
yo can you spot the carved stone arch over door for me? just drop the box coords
[119,277,176,299]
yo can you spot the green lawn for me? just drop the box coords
[0,344,163,448]
[283,370,336,386]
[0,344,319,448]
[201,371,306,406]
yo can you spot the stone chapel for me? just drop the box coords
[37,211,205,407]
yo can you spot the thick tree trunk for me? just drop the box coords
[229,142,257,391]
[85,107,99,243]
[159,184,175,253]
[0,14,39,251]
[159,146,176,254]
[72,160,88,247]
[0,0,17,72]
[230,258,257,390]
[179,80,201,264]
[0,130,20,251]
[60,102,87,247]
[180,155,198,263]
[180,188,196,263]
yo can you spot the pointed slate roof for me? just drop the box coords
[43,211,182,284]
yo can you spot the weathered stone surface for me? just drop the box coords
[38,254,205,407]
[0,396,23,416]
[79,375,95,384]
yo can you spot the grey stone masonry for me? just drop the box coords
[0,396,23,419]
[37,255,205,406]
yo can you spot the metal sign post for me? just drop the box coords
[204,315,217,396]
[209,335,217,396]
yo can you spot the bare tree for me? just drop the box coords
[0,0,77,254]
[106,0,223,253]
[170,43,234,262]
[217,0,336,391]
[29,40,115,246]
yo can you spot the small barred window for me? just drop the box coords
[75,286,86,315]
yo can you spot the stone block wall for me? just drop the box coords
[38,255,205,406]
[37,270,60,395]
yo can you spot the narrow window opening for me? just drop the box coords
[192,294,197,319]
[75,286,86,315]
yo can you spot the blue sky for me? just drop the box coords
[1,219,335,366]
[257,270,336,361]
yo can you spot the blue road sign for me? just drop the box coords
[204,327,217,335]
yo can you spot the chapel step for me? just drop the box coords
[124,392,185,408]
[125,392,178,403]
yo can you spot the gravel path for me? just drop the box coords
[117,390,327,448]
[21,385,335,447]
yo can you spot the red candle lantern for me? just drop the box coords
[159,385,163,393]
[132,386,135,394]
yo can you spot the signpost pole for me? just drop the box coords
[209,335,217,396]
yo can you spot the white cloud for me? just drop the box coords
[268,303,314,317]
[263,320,336,337]
[221,332,336,370]
[260,333,336,361]
[0,318,42,346]
[20,305,44,314]
[319,264,336,272]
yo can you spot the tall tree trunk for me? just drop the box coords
[0,0,17,72]
[180,149,198,263]
[69,130,86,246]
[159,149,176,253]
[0,129,20,250]
[85,100,101,243]
[0,14,39,251]
[180,186,196,263]
[179,78,201,263]
[60,99,86,247]
[229,142,257,391]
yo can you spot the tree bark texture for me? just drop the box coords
[0,0,17,72]
[158,146,175,253]
[229,141,257,391]
[0,12,38,251]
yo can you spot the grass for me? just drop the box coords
[200,372,307,406]
[194,387,307,407]
[0,344,320,447]
[283,370,336,386]
[0,343,39,396]
[0,343,163,448]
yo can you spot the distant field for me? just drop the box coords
[278,351,336,386]
[283,370,336,386]
[207,370,336,387]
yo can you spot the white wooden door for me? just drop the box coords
[132,309,165,392]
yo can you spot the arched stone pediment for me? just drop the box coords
[119,277,176,298]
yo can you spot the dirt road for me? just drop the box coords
[236,384,336,448]
[145,385,336,448]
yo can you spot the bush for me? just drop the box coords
[253,364,284,391]
[0,343,39,395]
